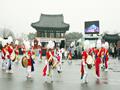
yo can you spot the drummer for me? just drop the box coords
[43,41,55,83]
[6,42,15,73]
[14,44,20,64]
[26,47,35,78]
[1,44,7,70]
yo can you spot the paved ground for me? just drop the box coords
[0,56,120,90]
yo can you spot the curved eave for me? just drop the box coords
[85,38,98,40]
[103,35,120,42]
[31,23,69,31]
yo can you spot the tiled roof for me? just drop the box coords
[103,34,120,42]
[31,14,69,30]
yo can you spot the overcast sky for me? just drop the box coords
[0,0,120,35]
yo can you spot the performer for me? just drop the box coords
[1,45,7,70]
[38,47,42,62]
[64,49,68,60]
[14,45,20,63]
[81,49,88,83]
[67,50,72,64]
[43,41,55,83]
[22,45,26,55]
[100,44,105,68]
[103,42,109,71]
[94,40,102,79]
[26,48,35,78]
[80,40,90,83]
[6,42,15,73]
[43,48,53,82]
[56,49,63,73]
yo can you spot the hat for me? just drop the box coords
[8,36,13,44]
[2,39,8,47]
[96,39,101,49]
[23,40,30,51]
[15,40,19,45]
[104,42,109,49]
[84,40,90,50]
[47,40,55,49]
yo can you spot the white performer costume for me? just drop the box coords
[56,48,63,73]
[1,39,8,70]
[43,41,55,83]
[6,37,15,73]
[81,40,90,83]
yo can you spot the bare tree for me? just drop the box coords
[27,32,36,40]
[0,28,15,39]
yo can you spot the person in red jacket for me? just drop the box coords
[43,48,55,82]
[22,45,26,55]
[80,40,91,84]
[68,50,72,64]
[94,40,102,79]
[6,43,14,73]
[55,48,63,74]
[38,47,42,62]
[103,42,109,71]
[15,45,20,63]
[81,50,88,83]
[43,41,55,83]
[1,45,7,70]
[26,48,35,78]
[94,48,102,79]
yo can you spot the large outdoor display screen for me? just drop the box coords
[85,21,99,34]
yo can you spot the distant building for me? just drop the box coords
[102,33,120,43]
[31,14,69,48]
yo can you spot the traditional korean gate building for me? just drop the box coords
[31,14,69,48]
